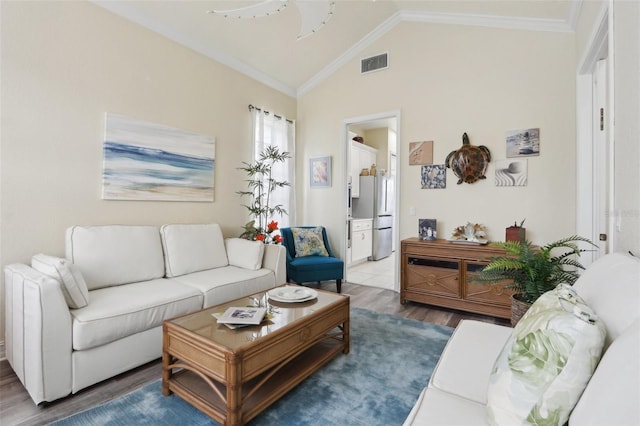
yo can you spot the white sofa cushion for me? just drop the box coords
[428,320,512,404]
[161,223,228,277]
[487,285,606,426]
[70,279,203,350]
[31,254,90,308]
[225,238,265,270]
[403,387,488,426]
[573,252,640,346]
[169,266,275,308]
[569,319,640,425]
[66,225,165,290]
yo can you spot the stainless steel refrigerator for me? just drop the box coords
[352,174,394,260]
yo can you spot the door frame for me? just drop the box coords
[576,1,614,265]
[342,110,401,291]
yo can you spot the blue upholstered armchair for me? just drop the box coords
[280,226,344,293]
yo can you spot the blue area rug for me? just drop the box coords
[51,307,453,426]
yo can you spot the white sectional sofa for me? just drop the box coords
[4,223,286,404]
[404,252,640,425]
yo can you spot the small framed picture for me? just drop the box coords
[419,219,437,240]
[421,165,446,189]
[309,156,332,188]
[495,159,528,186]
[409,141,434,165]
[506,128,539,157]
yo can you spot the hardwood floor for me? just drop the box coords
[0,283,509,425]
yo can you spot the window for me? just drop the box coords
[251,107,296,228]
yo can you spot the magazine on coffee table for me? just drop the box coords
[216,307,267,325]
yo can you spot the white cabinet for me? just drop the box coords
[350,141,377,198]
[351,219,373,263]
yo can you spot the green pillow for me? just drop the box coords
[291,227,329,257]
[487,284,606,426]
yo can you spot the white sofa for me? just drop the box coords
[404,252,640,425]
[4,223,286,404]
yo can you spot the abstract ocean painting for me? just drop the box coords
[102,113,215,201]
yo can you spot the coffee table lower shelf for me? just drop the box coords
[165,338,345,425]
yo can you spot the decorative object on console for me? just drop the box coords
[449,222,488,244]
[507,128,540,157]
[506,219,527,242]
[445,132,491,184]
[309,156,332,188]
[495,158,528,186]
[418,219,437,240]
[102,113,215,202]
[238,145,290,243]
[420,164,446,189]
[409,141,434,165]
[472,235,597,325]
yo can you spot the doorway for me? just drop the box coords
[576,5,613,266]
[342,111,400,291]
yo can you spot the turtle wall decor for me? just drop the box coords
[446,132,491,184]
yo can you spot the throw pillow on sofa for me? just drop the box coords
[31,254,90,308]
[487,284,606,426]
[225,238,265,270]
[291,227,329,257]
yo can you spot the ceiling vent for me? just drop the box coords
[361,53,388,74]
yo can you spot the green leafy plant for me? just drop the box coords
[473,235,597,304]
[237,145,290,243]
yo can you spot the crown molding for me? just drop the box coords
[298,8,575,97]
[399,9,574,32]
[297,11,403,97]
[92,1,579,99]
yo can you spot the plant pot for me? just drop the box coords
[506,226,526,242]
[511,293,532,327]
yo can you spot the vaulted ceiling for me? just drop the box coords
[93,1,578,97]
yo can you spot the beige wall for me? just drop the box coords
[298,22,576,259]
[0,2,295,341]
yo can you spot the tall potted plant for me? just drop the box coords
[237,145,290,244]
[473,235,596,325]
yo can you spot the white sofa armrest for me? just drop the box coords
[263,244,286,285]
[4,264,73,404]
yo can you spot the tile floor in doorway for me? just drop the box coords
[347,254,395,290]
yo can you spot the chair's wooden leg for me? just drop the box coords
[336,279,342,293]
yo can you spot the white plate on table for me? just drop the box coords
[267,287,318,303]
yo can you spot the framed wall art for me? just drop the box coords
[409,141,434,165]
[421,164,446,189]
[506,128,539,157]
[495,159,528,186]
[102,113,215,202]
[309,156,332,188]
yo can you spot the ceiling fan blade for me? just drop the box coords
[210,0,288,18]
[296,0,335,40]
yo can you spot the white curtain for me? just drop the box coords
[251,107,296,229]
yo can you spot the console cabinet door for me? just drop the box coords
[405,257,460,298]
[464,262,513,305]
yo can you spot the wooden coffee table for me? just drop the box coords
[162,285,350,425]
